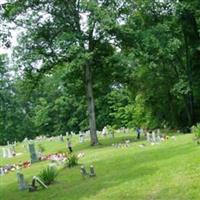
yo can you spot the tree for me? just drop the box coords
[2,0,129,145]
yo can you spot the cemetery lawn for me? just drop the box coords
[1,133,200,200]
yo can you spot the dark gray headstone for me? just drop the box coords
[28,144,38,163]
[89,165,96,177]
[17,172,27,190]
[80,165,88,177]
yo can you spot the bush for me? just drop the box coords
[66,154,78,168]
[39,166,58,185]
[192,123,200,144]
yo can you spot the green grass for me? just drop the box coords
[1,133,200,200]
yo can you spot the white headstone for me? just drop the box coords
[102,127,107,137]
[0,168,4,176]
[2,148,7,158]
[152,131,156,143]
[156,134,161,143]
[146,132,151,143]
[7,147,13,158]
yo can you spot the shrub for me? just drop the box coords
[39,166,58,185]
[66,154,78,168]
[192,123,200,144]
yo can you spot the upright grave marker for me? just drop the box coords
[17,171,27,190]
[2,148,7,158]
[7,147,13,158]
[28,143,38,163]
[59,135,64,142]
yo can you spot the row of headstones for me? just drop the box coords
[20,127,130,146]
[2,146,16,158]
[79,127,132,142]
[16,126,132,147]
[0,143,38,176]
[146,132,162,144]
[101,127,132,137]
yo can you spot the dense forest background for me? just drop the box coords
[0,0,200,144]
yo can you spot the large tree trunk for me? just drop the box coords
[85,64,99,145]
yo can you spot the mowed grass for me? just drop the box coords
[1,133,200,200]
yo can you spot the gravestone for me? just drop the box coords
[89,165,96,177]
[80,165,88,178]
[59,135,64,142]
[17,171,27,190]
[146,132,151,143]
[152,131,156,143]
[156,134,161,143]
[102,126,107,137]
[32,176,48,189]
[29,176,48,192]
[0,168,4,176]
[125,140,130,147]
[11,145,16,155]
[2,148,7,158]
[28,143,38,163]
[66,132,69,137]
[7,148,13,158]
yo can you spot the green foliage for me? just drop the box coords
[1,0,200,144]
[65,154,78,168]
[192,123,200,144]
[39,166,58,185]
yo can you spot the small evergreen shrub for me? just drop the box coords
[192,123,200,144]
[39,166,58,185]
[66,154,78,168]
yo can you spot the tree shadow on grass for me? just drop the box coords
[74,135,146,152]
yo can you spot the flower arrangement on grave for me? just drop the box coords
[39,152,67,161]
[1,153,68,176]
[23,161,31,168]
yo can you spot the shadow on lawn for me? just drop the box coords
[74,135,146,151]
